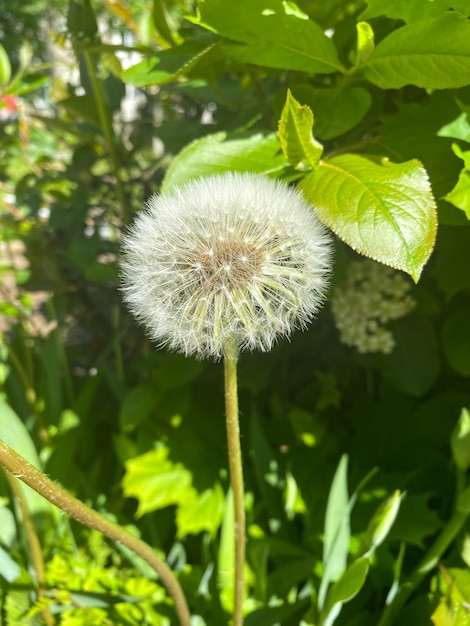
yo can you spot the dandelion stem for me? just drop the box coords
[0,440,191,626]
[223,337,245,626]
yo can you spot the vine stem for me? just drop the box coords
[0,440,191,626]
[223,338,245,626]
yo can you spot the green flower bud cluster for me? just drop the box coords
[331,261,415,354]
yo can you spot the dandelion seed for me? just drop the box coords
[121,172,332,359]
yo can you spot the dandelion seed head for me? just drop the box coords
[121,172,332,359]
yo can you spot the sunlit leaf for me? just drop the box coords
[192,0,343,74]
[162,132,287,192]
[363,12,470,89]
[300,154,437,281]
[278,90,322,171]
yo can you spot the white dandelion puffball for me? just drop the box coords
[121,172,332,359]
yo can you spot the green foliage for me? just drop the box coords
[1,0,470,624]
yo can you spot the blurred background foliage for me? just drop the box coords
[1,0,470,624]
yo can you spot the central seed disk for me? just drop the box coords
[196,241,262,291]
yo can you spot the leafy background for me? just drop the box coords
[1,0,470,624]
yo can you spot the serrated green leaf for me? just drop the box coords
[0,42,11,86]
[192,0,343,74]
[363,12,470,89]
[162,132,287,192]
[300,154,437,281]
[278,90,323,171]
[289,84,372,140]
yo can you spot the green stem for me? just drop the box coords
[83,50,128,222]
[223,338,245,626]
[378,509,468,626]
[0,440,191,626]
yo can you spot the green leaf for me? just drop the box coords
[322,557,369,625]
[0,43,12,86]
[123,446,193,516]
[289,84,372,140]
[444,144,470,219]
[388,493,443,546]
[122,446,223,536]
[361,491,403,557]
[57,95,101,127]
[122,38,219,87]
[300,154,437,281]
[0,397,59,528]
[360,0,470,24]
[278,90,323,171]
[192,0,343,74]
[176,483,224,538]
[442,306,470,377]
[67,0,98,41]
[363,12,470,89]
[161,132,287,192]
[319,454,350,610]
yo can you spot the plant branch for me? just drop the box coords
[223,338,245,626]
[0,440,191,626]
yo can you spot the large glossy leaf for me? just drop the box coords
[162,132,287,192]
[278,90,322,171]
[192,0,343,74]
[300,154,437,281]
[363,12,470,89]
